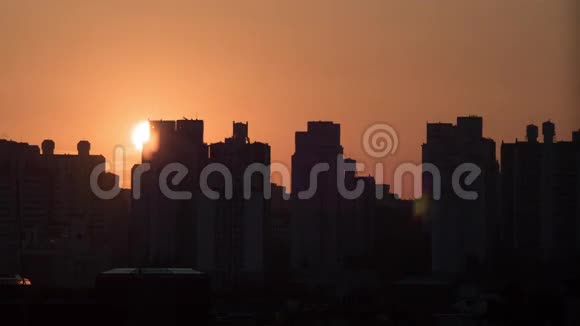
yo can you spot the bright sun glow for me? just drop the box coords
[132,121,150,151]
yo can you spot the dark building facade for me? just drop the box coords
[196,122,271,289]
[0,139,127,287]
[131,119,208,268]
[290,121,425,290]
[290,121,344,284]
[422,116,500,275]
[501,122,580,271]
[265,184,291,286]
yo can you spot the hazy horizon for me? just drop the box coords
[1,0,578,197]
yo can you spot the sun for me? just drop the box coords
[132,121,150,151]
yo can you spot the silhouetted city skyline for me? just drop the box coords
[1,1,578,324]
[1,115,579,325]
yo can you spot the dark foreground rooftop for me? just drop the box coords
[101,267,205,275]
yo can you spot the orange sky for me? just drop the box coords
[0,0,578,197]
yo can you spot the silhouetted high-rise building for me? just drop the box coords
[500,126,542,263]
[291,121,342,195]
[290,121,344,284]
[501,123,580,269]
[422,116,499,275]
[573,129,580,144]
[289,122,428,288]
[132,119,208,268]
[0,140,40,276]
[196,122,270,289]
[265,184,291,285]
[0,139,126,287]
[339,170,376,267]
[373,189,429,280]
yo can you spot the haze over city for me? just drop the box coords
[1,0,578,195]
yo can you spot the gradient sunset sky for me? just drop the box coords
[1,0,578,196]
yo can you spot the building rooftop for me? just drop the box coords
[101,268,205,275]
